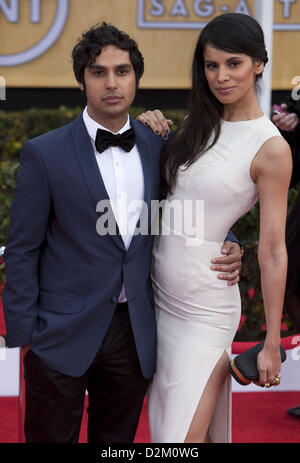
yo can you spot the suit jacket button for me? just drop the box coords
[111,296,118,303]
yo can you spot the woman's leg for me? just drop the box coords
[184,350,230,443]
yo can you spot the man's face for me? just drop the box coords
[80,45,137,129]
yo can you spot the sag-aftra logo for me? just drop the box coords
[0,0,69,66]
[137,0,300,30]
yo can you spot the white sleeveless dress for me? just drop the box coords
[148,115,282,443]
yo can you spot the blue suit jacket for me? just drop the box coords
[3,112,238,378]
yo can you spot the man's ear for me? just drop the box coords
[78,82,84,92]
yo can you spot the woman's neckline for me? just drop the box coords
[221,114,266,124]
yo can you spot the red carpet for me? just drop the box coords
[1,392,300,443]
[1,296,300,443]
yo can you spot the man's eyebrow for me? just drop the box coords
[88,63,132,70]
[88,64,105,71]
[116,63,132,69]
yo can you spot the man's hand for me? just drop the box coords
[210,241,243,286]
[21,344,30,357]
[272,104,299,132]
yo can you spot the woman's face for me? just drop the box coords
[203,43,264,106]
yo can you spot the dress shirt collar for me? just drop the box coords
[83,106,131,143]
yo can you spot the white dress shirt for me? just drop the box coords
[83,107,144,302]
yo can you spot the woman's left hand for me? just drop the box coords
[255,344,282,388]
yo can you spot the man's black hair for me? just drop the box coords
[72,22,144,88]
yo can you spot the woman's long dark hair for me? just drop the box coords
[161,13,268,196]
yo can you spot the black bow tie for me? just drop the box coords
[95,127,136,154]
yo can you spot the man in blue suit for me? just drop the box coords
[3,23,243,443]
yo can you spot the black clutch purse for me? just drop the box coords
[229,341,286,385]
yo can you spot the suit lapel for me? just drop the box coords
[71,113,126,252]
[127,118,154,258]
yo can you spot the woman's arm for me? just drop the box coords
[252,136,293,386]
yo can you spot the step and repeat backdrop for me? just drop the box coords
[0,0,299,90]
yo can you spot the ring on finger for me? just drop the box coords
[272,375,281,385]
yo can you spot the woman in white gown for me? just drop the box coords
[138,13,292,443]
